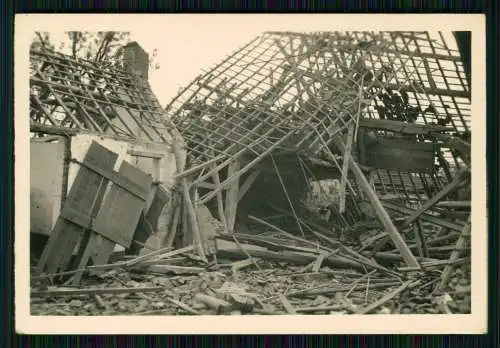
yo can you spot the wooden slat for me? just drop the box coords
[34,66,85,129]
[73,158,150,200]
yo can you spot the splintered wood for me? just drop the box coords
[30,31,472,316]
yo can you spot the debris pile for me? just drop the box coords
[29,31,472,315]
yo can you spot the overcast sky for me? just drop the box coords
[22,14,475,107]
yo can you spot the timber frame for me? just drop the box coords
[29,32,472,268]
[165,31,471,268]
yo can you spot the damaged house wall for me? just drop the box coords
[29,42,186,258]
[30,139,66,236]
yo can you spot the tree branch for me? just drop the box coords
[95,32,116,63]
[71,32,79,58]
[35,32,47,47]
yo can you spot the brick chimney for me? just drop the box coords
[123,41,149,80]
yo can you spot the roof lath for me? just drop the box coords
[30,48,175,143]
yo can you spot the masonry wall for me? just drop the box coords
[30,140,66,236]
[30,133,183,243]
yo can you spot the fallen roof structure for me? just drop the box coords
[29,32,473,315]
[165,31,471,268]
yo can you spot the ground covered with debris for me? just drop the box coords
[30,224,471,316]
[29,31,473,316]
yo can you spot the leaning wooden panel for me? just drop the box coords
[35,141,118,275]
[91,160,153,248]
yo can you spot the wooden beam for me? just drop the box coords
[225,159,241,232]
[211,167,229,234]
[413,219,429,258]
[375,170,469,250]
[359,118,453,134]
[173,137,207,262]
[173,155,225,181]
[127,149,165,159]
[436,200,471,209]
[400,169,470,228]
[339,124,355,213]
[196,181,218,190]
[435,215,471,293]
[331,135,420,268]
[197,130,298,205]
[382,201,465,232]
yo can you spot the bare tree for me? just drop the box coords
[30,31,160,72]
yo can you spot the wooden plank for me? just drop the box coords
[87,235,117,276]
[432,133,471,164]
[59,172,110,274]
[173,155,224,180]
[74,157,150,200]
[197,181,217,190]
[278,294,297,314]
[127,149,165,159]
[225,159,241,232]
[415,219,429,258]
[31,286,164,297]
[385,83,470,99]
[71,233,102,284]
[148,265,205,275]
[211,167,229,233]
[312,253,326,273]
[128,212,154,255]
[173,136,207,262]
[436,201,471,209]
[339,124,355,213]
[36,141,118,275]
[331,135,420,268]
[216,240,363,270]
[364,138,436,173]
[92,161,152,248]
[247,215,332,253]
[34,66,85,129]
[145,185,169,231]
[164,199,181,248]
[359,118,453,134]
[197,130,299,205]
[358,128,367,166]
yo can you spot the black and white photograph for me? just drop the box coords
[15,14,487,334]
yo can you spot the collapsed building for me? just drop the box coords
[29,31,472,314]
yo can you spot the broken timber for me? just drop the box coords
[331,134,420,268]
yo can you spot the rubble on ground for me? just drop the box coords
[29,31,472,315]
